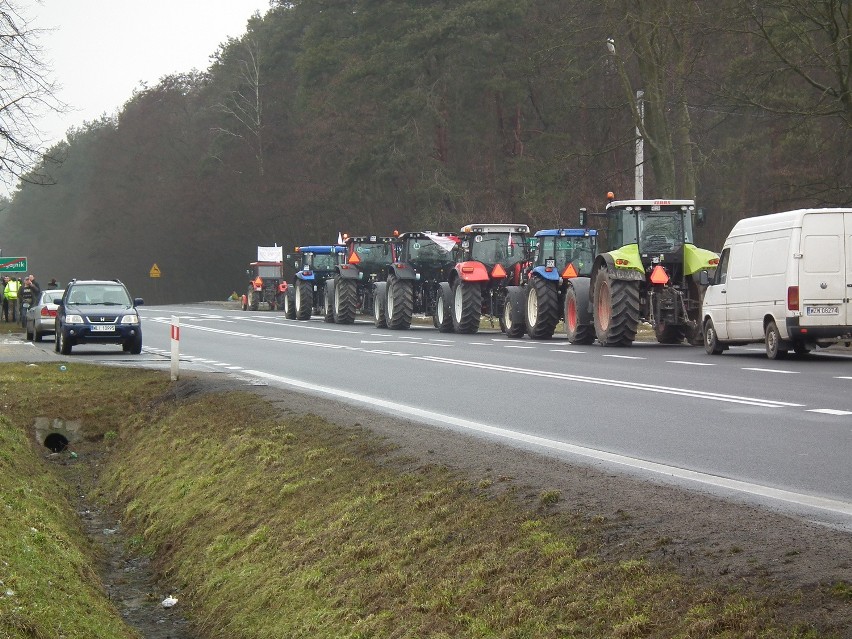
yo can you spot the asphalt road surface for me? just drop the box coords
[10,302,852,531]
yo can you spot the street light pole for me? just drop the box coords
[635,89,644,200]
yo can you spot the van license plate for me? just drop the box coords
[806,306,839,316]
[91,325,115,332]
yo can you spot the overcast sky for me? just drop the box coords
[23,0,272,147]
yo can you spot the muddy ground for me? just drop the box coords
[52,371,852,637]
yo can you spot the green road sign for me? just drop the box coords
[0,257,27,272]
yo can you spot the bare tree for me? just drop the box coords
[742,0,852,127]
[212,37,266,176]
[0,1,64,189]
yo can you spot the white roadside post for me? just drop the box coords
[170,316,180,381]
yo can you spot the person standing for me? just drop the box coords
[3,276,20,322]
[19,276,36,328]
[1,276,9,322]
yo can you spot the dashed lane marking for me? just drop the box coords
[602,354,645,360]
[742,368,799,374]
[666,360,715,366]
[807,409,852,416]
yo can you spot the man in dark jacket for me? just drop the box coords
[19,275,40,328]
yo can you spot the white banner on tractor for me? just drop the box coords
[257,245,283,262]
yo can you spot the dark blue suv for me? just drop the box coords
[55,279,144,354]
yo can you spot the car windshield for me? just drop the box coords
[470,233,525,267]
[67,285,131,306]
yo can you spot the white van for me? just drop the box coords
[701,208,852,359]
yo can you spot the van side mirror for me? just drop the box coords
[579,208,587,227]
[698,270,710,286]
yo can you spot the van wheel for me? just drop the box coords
[703,318,725,355]
[765,321,788,360]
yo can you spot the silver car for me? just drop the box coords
[26,288,65,342]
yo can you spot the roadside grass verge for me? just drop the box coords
[0,362,168,639]
[0,362,834,638]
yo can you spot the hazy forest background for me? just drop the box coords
[1,0,850,303]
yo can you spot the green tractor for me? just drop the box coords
[573,194,719,346]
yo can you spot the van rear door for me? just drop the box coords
[799,211,850,326]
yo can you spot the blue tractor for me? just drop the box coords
[502,228,598,340]
[283,245,346,320]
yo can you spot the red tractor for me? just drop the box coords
[242,246,288,311]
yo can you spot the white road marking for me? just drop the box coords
[666,360,715,366]
[504,345,535,349]
[241,369,852,518]
[602,354,645,360]
[470,342,492,346]
[398,336,423,340]
[151,320,806,410]
[835,376,852,380]
[550,349,587,354]
[415,355,801,408]
[371,333,392,337]
[429,338,455,343]
[807,409,852,416]
[742,368,799,374]
[360,340,450,347]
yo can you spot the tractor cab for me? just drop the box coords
[457,224,529,285]
[530,229,598,280]
[396,231,458,283]
[342,235,398,280]
[292,245,345,280]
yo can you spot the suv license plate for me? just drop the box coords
[806,306,839,316]
[91,325,116,332]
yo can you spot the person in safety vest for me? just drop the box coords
[3,276,21,322]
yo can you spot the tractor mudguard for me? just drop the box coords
[455,261,490,283]
[565,277,592,324]
[683,244,719,277]
[593,253,644,283]
[389,263,417,280]
[531,265,560,282]
[336,264,360,280]
[505,286,525,326]
[295,271,316,282]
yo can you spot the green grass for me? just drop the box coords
[0,363,833,638]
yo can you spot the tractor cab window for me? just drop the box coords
[256,265,280,278]
[469,233,524,266]
[638,213,685,253]
[310,253,339,271]
[353,242,393,266]
[407,236,456,268]
[555,238,595,273]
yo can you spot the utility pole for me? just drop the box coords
[635,89,644,199]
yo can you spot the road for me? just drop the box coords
[10,302,852,530]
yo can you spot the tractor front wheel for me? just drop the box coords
[323,282,335,322]
[525,277,559,340]
[295,280,313,320]
[249,290,260,311]
[564,286,595,345]
[283,287,296,319]
[592,265,639,346]
[452,280,482,334]
[501,290,525,338]
[433,282,454,333]
[373,283,387,328]
[654,322,685,344]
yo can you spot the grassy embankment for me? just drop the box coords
[0,359,840,638]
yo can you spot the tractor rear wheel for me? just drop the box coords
[386,275,413,330]
[295,280,313,320]
[564,286,594,344]
[592,265,640,346]
[525,277,559,339]
[452,280,481,334]
[284,288,296,319]
[334,278,357,324]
